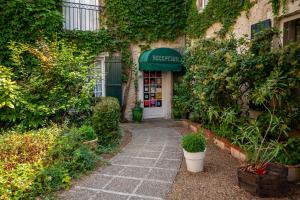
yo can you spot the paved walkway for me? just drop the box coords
[59,120,183,200]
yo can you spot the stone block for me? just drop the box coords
[104,177,140,193]
[135,180,170,198]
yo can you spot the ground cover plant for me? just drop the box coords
[0,121,122,199]
[176,29,300,166]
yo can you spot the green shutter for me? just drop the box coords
[105,56,122,105]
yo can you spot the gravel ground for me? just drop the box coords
[166,126,300,200]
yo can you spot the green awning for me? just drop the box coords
[139,48,183,72]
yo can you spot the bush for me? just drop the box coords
[0,127,60,200]
[92,97,120,145]
[2,40,95,130]
[34,165,70,195]
[0,125,98,199]
[182,132,206,153]
[78,124,97,141]
[46,128,97,177]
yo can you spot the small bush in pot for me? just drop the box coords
[182,132,207,172]
[132,101,143,122]
[235,112,290,197]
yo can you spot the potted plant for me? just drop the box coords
[132,101,143,122]
[182,132,207,172]
[235,113,289,197]
[172,108,182,120]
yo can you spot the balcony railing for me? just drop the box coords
[62,0,104,31]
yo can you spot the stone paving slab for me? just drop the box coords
[58,120,183,200]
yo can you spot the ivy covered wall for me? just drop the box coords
[185,0,252,38]
[105,0,189,42]
[0,0,63,65]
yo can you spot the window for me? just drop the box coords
[143,71,163,108]
[196,0,209,12]
[283,18,300,46]
[63,0,102,31]
[94,57,106,98]
[251,19,272,39]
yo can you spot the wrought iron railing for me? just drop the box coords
[62,0,104,31]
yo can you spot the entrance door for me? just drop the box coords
[142,71,172,119]
[143,71,163,118]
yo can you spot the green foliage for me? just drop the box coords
[275,137,300,165]
[0,125,100,199]
[34,165,70,195]
[62,30,117,57]
[0,65,18,109]
[233,111,287,164]
[0,0,63,66]
[105,0,188,42]
[173,80,194,116]
[46,128,97,177]
[2,40,95,130]
[92,97,121,145]
[182,132,206,152]
[78,124,97,141]
[271,0,287,16]
[179,29,300,164]
[186,0,252,38]
[0,127,60,200]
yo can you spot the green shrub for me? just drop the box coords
[78,124,97,141]
[92,97,120,145]
[3,40,95,130]
[275,137,300,165]
[182,132,206,153]
[46,129,97,177]
[0,127,60,200]
[34,165,70,194]
[0,126,99,199]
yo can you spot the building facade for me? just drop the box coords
[62,0,300,121]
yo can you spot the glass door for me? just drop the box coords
[143,71,162,108]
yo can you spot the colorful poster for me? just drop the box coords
[144,78,149,84]
[144,86,149,92]
[156,93,162,99]
[144,100,150,107]
[144,93,149,100]
[150,87,156,93]
[157,100,162,107]
[156,78,162,85]
[143,71,163,108]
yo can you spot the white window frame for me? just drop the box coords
[63,0,101,31]
[94,56,106,98]
[196,0,208,12]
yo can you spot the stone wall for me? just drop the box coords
[204,0,300,40]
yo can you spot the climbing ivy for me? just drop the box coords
[105,0,189,42]
[0,0,63,66]
[271,0,287,16]
[186,0,252,38]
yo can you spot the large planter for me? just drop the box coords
[237,163,289,197]
[286,164,300,182]
[183,149,206,173]
[132,107,143,122]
